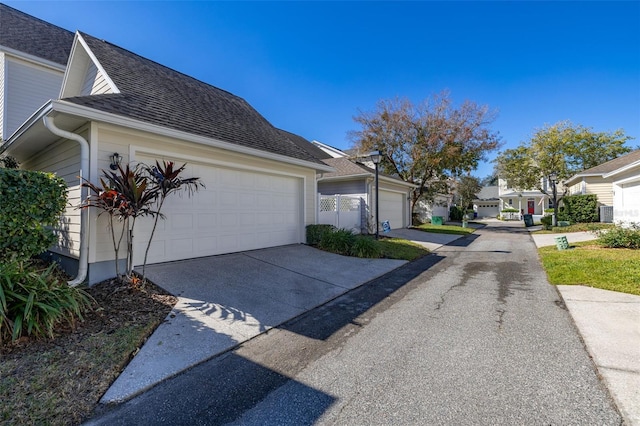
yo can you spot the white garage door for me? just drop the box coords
[618,181,640,223]
[379,190,405,230]
[135,157,303,265]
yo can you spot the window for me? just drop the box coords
[509,199,513,205]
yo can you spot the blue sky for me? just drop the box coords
[7,1,639,178]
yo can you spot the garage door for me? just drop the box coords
[134,157,303,265]
[618,181,640,223]
[378,190,405,230]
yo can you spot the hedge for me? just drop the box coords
[0,169,67,260]
[560,194,599,223]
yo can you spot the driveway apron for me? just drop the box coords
[100,245,406,403]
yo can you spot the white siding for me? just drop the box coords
[21,139,82,258]
[0,53,5,139]
[81,61,112,95]
[4,58,64,139]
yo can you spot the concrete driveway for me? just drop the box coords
[101,245,406,403]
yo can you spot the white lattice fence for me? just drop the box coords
[318,194,363,232]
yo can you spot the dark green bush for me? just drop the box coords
[350,236,382,258]
[0,169,67,260]
[318,228,356,255]
[0,259,94,343]
[449,206,464,221]
[306,224,335,246]
[595,223,640,249]
[540,215,553,230]
[561,194,599,223]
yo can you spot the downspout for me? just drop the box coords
[43,116,89,286]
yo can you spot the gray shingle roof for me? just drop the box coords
[277,129,332,160]
[320,157,374,178]
[64,32,324,165]
[0,3,73,65]
[577,149,640,175]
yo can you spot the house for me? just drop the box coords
[0,3,74,140]
[473,186,500,218]
[305,141,414,232]
[1,7,332,285]
[564,150,640,223]
[497,177,559,219]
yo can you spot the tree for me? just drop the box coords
[349,91,501,216]
[495,120,633,226]
[456,175,483,221]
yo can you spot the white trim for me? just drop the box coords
[0,44,67,72]
[75,33,120,93]
[603,160,640,179]
[612,174,640,186]
[50,100,333,172]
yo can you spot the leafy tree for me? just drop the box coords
[495,120,633,225]
[349,91,501,216]
[456,175,482,218]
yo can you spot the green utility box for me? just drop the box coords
[555,236,569,250]
[432,216,443,225]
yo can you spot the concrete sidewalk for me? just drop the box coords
[384,227,470,250]
[557,286,640,425]
[530,230,598,248]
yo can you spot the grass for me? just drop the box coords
[538,241,640,296]
[415,223,477,235]
[377,237,430,261]
[533,222,614,234]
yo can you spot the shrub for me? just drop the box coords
[318,228,356,255]
[0,259,94,343]
[540,215,553,230]
[0,169,67,260]
[350,236,382,258]
[561,194,599,223]
[306,224,335,246]
[595,223,640,249]
[449,206,464,221]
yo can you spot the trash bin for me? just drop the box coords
[523,214,533,227]
[554,236,569,250]
[432,216,443,225]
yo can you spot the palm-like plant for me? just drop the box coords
[142,161,202,279]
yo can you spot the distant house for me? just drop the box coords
[473,186,500,218]
[1,6,332,284]
[497,178,559,218]
[310,141,415,232]
[564,150,640,223]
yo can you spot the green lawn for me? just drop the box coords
[377,237,430,261]
[538,241,640,295]
[415,223,477,236]
[533,223,614,234]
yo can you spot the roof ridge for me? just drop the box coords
[78,31,245,102]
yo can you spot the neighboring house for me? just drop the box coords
[0,3,74,140]
[473,186,500,218]
[317,154,415,232]
[1,14,332,284]
[498,178,559,218]
[564,150,640,223]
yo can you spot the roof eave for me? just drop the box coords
[603,160,640,179]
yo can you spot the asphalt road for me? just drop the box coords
[87,222,621,425]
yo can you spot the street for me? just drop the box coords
[88,222,621,425]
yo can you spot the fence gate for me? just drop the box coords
[318,194,362,232]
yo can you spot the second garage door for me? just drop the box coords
[378,190,405,230]
[135,157,303,265]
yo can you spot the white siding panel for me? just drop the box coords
[22,140,82,257]
[0,53,5,139]
[4,59,63,138]
[81,62,113,96]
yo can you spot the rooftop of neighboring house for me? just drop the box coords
[476,185,499,200]
[0,3,74,65]
[565,149,640,184]
[319,156,412,186]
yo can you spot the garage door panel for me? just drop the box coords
[379,190,405,229]
[135,155,302,265]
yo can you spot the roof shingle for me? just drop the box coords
[0,3,73,65]
[65,32,325,165]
